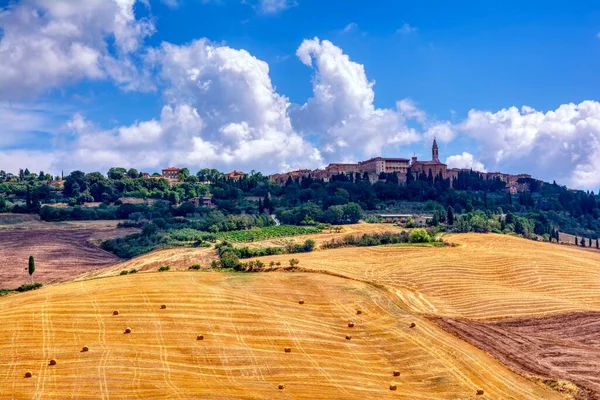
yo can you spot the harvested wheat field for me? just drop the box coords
[77,223,399,281]
[0,226,137,289]
[0,271,564,399]
[77,246,218,280]
[253,233,600,320]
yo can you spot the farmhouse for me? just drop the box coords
[162,167,180,179]
[224,170,247,181]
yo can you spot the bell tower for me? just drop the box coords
[432,138,439,162]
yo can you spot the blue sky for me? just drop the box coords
[2,0,600,188]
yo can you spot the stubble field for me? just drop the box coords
[2,227,600,398]
[0,271,564,399]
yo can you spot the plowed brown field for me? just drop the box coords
[0,226,136,289]
[0,272,564,399]
[436,312,600,399]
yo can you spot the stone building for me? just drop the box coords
[358,157,410,179]
[325,163,360,175]
[162,167,180,179]
[224,170,247,181]
[410,139,448,179]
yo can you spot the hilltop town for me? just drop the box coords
[270,139,532,194]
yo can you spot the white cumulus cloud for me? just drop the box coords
[0,0,154,100]
[445,152,486,172]
[291,37,421,161]
[460,101,600,188]
[52,39,322,174]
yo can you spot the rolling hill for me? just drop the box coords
[0,271,563,399]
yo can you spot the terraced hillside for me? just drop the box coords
[0,272,563,399]
[254,233,600,320]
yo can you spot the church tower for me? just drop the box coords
[432,138,439,162]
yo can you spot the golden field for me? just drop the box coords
[77,223,401,280]
[0,271,564,399]
[4,229,600,398]
[253,233,600,320]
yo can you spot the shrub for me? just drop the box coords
[408,228,431,243]
[158,265,170,272]
[189,264,201,270]
[119,270,129,276]
[129,268,138,274]
[15,282,43,292]
[289,258,299,267]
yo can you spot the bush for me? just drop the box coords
[322,231,410,249]
[189,264,201,270]
[120,270,129,275]
[158,265,170,272]
[289,258,300,267]
[15,282,43,292]
[129,269,137,274]
[408,228,431,243]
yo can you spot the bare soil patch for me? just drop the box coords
[435,312,600,399]
[0,226,136,288]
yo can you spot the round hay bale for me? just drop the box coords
[278,384,285,390]
[81,346,89,352]
[409,322,416,328]
[49,359,57,366]
[389,384,397,391]
[345,335,352,340]
[197,335,204,341]
[24,371,32,378]
[160,304,167,309]
[113,310,119,316]
[284,347,292,353]
[356,310,362,315]
[348,322,355,328]
[393,370,400,377]
[298,300,304,305]
[124,327,132,334]
[476,389,484,396]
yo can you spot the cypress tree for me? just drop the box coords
[258,198,264,214]
[446,206,454,225]
[28,255,35,282]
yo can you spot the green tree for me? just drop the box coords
[409,228,431,243]
[465,200,474,213]
[28,255,35,282]
[446,206,454,225]
[342,202,364,223]
[127,168,139,178]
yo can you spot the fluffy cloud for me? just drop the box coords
[51,39,322,173]
[460,101,600,188]
[0,0,154,100]
[292,37,421,161]
[445,152,486,172]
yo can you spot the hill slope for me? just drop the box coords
[254,233,600,320]
[0,271,562,399]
